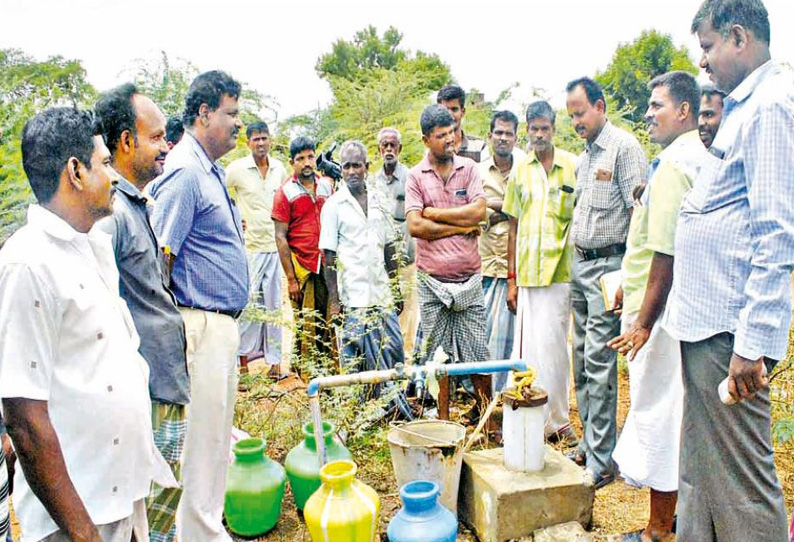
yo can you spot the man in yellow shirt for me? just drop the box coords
[505,101,578,445]
[226,120,288,379]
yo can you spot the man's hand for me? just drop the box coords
[607,321,650,361]
[611,285,624,316]
[287,277,302,304]
[2,433,14,492]
[506,279,518,314]
[463,225,481,237]
[728,353,768,402]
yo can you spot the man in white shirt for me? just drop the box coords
[0,108,173,542]
[320,141,404,393]
[226,120,289,379]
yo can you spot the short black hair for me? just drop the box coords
[691,0,770,44]
[21,107,100,204]
[420,104,455,137]
[566,77,608,113]
[246,120,270,139]
[490,110,519,133]
[166,115,184,145]
[701,83,727,100]
[183,70,242,127]
[649,71,702,118]
[94,82,137,156]
[437,85,466,108]
[289,136,316,159]
[525,101,557,125]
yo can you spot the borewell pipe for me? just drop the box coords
[306,359,527,467]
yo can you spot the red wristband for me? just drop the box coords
[507,272,517,280]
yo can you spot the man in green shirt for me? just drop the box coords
[607,71,706,542]
[505,101,578,445]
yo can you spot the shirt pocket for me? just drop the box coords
[589,177,615,210]
[547,186,575,221]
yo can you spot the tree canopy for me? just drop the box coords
[596,30,697,123]
[0,49,97,241]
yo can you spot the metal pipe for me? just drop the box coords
[306,359,529,465]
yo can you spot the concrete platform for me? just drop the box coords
[458,446,595,542]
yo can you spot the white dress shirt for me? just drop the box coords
[0,205,173,542]
[319,182,396,308]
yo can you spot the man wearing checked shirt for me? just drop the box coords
[565,77,647,489]
[664,1,793,540]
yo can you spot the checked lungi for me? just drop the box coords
[339,307,405,399]
[416,273,489,365]
[482,276,514,392]
[147,401,187,542]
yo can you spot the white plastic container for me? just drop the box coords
[502,387,548,472]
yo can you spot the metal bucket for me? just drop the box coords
[387,420,466,515]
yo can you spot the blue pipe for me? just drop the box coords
[307,380,321,397]
[440,358,527,377]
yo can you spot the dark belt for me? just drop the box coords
[575,243,626,261]
[178,305,242,319]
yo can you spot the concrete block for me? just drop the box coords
[458,446,595,542]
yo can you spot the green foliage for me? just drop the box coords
[121,51,198,117]
[0,49,96,242]
[317,26,406,81]
[595,30,698,123]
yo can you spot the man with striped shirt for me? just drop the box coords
[665,1,793,539]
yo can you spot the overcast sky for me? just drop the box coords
[2,0,792,123]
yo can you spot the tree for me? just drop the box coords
[596,30,697,123]
[120,51,198,116]
[0,49,96,242]
[316,25,452,95]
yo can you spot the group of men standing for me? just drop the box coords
[0,1,792,542]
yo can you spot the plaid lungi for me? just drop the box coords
[416,273,489,365]
[147,401,186,542]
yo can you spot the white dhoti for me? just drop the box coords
[510,283,571,436]
[612,313,683,492]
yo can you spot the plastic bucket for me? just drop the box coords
[387,420,466,515]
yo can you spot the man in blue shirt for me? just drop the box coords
[94,83,189,542]
[149,71,247,542]
[665,1,794,540]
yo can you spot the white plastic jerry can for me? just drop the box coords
[502,387,548,472]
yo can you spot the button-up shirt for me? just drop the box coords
[271,174,334,274]
[478,148,526,279]
[149,133,249,313]
[0,206,172,541]
[319,182,396,308]
[226,153,288,253]
[665,61,794,361]
[621,130,705,316]
[405,154,486,281]
[95,178,189,405]
[374,162,415,264]
[503,147,579,287]
[572,121,647,249]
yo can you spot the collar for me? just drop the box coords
[726,59,775,106]
[183,132,219,175]
[241,153,270,171]
[115,177,147,203]
[377,162,406,184]
[526,146,563,169]
[337,180,374,214]
[28,204,83,243]
[419,153,467,173]
[656,130,701,162]
[589,120,614,151]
